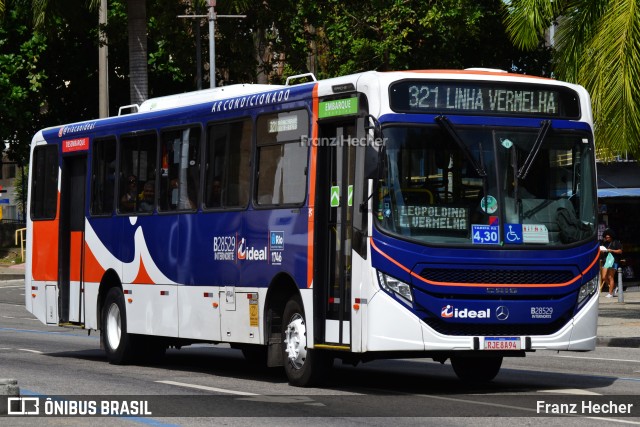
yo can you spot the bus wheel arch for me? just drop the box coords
[281,297,331,386]
[96,269,122,332]
[264,273,300,368]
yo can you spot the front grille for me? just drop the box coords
[423,315,571,336]
[420,268,574,285]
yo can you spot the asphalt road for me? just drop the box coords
[1,279,639,426]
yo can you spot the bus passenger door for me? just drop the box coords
[314,122,357,347]
[58,155,87,325]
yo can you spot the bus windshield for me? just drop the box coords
[377,122,596,246]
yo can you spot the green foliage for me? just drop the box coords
[504,0,640,159]
[262,0,545,79]
[0,3,48,166]
[0,0,556,167]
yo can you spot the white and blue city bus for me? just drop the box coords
[25,69,599,386]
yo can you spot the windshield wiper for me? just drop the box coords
[436,116,486,177]
[517,119,551,180]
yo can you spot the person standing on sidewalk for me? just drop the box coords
[601,228,623,298]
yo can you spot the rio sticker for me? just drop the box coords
[269,231,284,265]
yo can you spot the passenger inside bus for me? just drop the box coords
[208,177,222,207]
[120,175,138,212]
[139,180,155,212]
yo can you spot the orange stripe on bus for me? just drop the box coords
[132,257,154,285]
[307,83,319,288]
[371,237,598,288]
[32,192,60,281]
[370,238,411,274]
[69,231,84,282]
[82,240,106,283]
[32,219,60,281]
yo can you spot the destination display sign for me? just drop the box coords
[389,80,580,119]
[268,115,298,133]
[398,205,468,231]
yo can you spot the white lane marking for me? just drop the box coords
[156,380,258,396]
[0,284,26,288]
[17,348,43,354]
[551,354,640,364]
[539,389,601,395]
[2,316,38,320]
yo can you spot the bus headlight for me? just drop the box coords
[577,276,599,305]
[377,271,413,304]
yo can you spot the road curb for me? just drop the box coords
[0,274,25,281]
[0,379,19,415]
[0,378,19,396]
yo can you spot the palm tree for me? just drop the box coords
[503,0,640,160]
[127,0,148,105]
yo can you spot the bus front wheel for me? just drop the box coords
[101,287,137,364]
[450,356,503,383]
[282,298,332,387]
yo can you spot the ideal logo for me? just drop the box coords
[441,305,491,319]
[237,238,247,260]
[236,237,268,261]
[441,305,454,318]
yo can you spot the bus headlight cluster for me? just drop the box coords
[377,271,413,304]
[577,276,599,305]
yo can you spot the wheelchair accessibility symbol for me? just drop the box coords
[504,224,523,244]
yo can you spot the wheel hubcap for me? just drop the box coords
[284,313,307,370]
[106,303,122,350]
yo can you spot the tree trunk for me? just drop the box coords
[127,0,148,105]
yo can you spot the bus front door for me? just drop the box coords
[58,154,87,325]
[314,122,356,347]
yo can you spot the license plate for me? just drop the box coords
[484,337,521,350]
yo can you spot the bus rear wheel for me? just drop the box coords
[450,356,503,383]
[282,298,332,387]
[101,287,137,364]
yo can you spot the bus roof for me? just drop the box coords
[138,83,279,112]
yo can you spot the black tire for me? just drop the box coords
[282,298,332,387]
[101,287,138,364]
[450,356,503,383]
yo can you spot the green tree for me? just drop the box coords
[503,0,640,159]
[0,2,50,166]
[244,0,551,82]
[0,1,103,164]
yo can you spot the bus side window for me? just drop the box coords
[204,119,251,209]
[118,133,158,214]
[255,110,309,206]
[31,145,59,220]
[158,126,201,212]
[90,137,116,216]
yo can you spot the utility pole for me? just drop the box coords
[178,1,245,89]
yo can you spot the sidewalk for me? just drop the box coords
[0,262,25,280]
[597,284,640,348]
[0,263,637,347]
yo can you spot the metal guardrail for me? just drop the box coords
[14,228,26,263]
